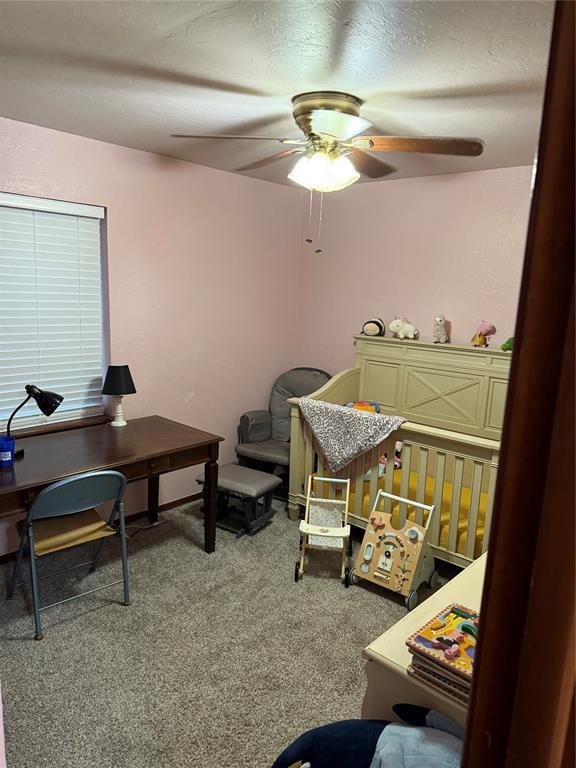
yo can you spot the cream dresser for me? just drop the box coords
[361,553,487,727]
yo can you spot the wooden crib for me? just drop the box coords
[288,336,511,569]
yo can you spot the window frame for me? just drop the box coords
[0,191,110,436]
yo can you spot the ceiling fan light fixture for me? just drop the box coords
[327,154,360,191]
[287,155,315,190]
[288,150,360,192]
[306,151,334,191]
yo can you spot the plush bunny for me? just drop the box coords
[388,318,419,340]
[432,314,449,343]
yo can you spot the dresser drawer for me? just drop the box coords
[122,455,172,480]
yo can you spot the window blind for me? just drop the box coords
[0,194,106,431]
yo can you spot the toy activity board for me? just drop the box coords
[406,603,479,685]
[295,475,352,586]
[352,490,438,609]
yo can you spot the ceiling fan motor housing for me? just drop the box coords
[292,91,364,138]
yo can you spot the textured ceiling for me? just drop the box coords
[0,0,554,186]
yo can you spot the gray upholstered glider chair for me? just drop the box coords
[236,367,331,473]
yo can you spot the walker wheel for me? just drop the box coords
[343,567,351,588]
[294,562,300,582]
[350,568,359,585]
[428,570,442,590]
[405,590,419,611]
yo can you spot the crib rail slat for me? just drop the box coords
[415,447,428,524]
[368,444,379,511]
[354,456,365,519]
[466,461,484,560]
[317,448,327,497]
[304,427,314,486]
[483,449,499,552]
[448,456,465,553]
[431,451,446,548]
[383,436,395,515]
[398,443,412,526]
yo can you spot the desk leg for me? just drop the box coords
[204,458,218,553]
[148,475,160,524]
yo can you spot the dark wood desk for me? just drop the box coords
[0,416,223,553]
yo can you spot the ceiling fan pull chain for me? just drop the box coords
[315,192,324,254]
[305,189,314,245]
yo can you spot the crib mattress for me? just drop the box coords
[349,471,487,558]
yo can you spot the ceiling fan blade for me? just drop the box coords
[401,79,543,101]
[326,1,357,76]
[2,42,270,97]
[311,110,372,141]
[350,151,396,179]
[367,79,544,105]
[171,134,289,141]
[351,136,484,156]
[235,148,305,173]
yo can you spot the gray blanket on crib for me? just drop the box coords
[299,397,405,473]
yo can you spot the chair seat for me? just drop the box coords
[235,439,290,466]
[299,521,351,539]
[33,509,117,557]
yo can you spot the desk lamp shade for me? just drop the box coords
[1,385,64,467]
[102,365,136,427]
[25,385,64,418]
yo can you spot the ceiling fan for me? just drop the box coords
[171,91,485,192]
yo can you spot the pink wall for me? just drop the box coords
[296,166,533,374]
[0,116,533,555]
[0,116,304,553]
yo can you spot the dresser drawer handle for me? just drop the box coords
[149,462,157,470]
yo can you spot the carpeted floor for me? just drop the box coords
[0,501,413,768]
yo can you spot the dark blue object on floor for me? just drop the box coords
[272,719,389,768]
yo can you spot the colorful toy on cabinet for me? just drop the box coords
[361,317,386,337]
[350,490,438,610]
[388,317,419,340]
[501,336,514,352]
[470,320,496,347]
[432,314,449,343]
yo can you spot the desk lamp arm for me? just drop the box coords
[6,395,32,438]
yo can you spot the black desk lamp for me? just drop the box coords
[6,384,64,459]
[102,365,136,427]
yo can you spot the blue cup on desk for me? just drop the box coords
[0,436,15,468]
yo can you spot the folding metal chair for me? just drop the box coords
[6,470,129,640]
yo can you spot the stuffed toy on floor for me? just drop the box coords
[272,705,463,768]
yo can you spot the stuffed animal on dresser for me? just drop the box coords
[432,314,449,343]
[361,318,386,337]
[388,318,419,340]
[471,320,496,347]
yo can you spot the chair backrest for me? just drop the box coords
[305,475,350,527]
[270,367,331,441]
[28,470,127,521]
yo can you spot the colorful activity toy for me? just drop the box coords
[350,490,438,609]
